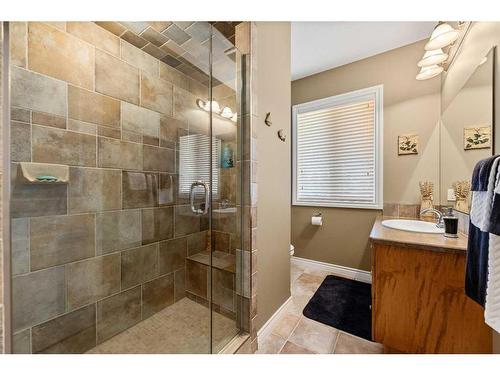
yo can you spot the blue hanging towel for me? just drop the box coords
[466,223,491,306]
[466,155,500,306]
[471,155,498,191]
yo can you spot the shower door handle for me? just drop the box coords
[190,180,210,215]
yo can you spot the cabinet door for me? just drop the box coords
[372,243,491,353]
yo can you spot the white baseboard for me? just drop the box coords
[292,256,372,284]
[257,296,292,339]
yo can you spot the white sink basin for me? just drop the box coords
[381,219,444,234]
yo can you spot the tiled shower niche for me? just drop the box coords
[7,21,249,354]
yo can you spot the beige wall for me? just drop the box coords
[291,40,441,270]
[256,22,291,330]
[442,21,500,354]
[292,208,379,271]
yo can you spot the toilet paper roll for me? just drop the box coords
[311,216,322,226]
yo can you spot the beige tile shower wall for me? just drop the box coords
[291,40,441,271]
[233,21,259,352]
[7,21,220,354]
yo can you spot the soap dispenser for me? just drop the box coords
[443,207,459,238]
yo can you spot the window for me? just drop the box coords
[179,133,221,198]
[292,85,383,209]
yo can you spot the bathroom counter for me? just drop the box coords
[369,216,467,254]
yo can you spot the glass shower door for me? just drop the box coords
[208,25,244,353]
[5,20,216,354]
[4,20,247,354]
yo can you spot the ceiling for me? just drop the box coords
[291,22,436,80]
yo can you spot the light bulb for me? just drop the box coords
[196,99,206,110]
[196,99,221,114]
[208,101,221,114]
[425,22,459,51]
[417,48,448,67]
[220,107,234,118]
[416,65,443,80]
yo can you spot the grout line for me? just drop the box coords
[279,339,314,355]
[274,334,288,354]
[93,213,97,257]
[330,331,340,354]
[285,313,303,342]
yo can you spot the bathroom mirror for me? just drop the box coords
[439,47,495,213]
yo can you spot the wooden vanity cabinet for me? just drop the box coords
[371,242,492,353]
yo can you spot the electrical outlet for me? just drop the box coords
[447,188,456,201]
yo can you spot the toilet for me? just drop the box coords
[290,244,295,257]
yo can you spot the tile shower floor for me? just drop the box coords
[87,298,238,354]
[257,261,384,354]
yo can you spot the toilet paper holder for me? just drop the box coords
[311,212,323,226]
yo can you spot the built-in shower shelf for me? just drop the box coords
[187,251,236,273]
[18,162,69,184]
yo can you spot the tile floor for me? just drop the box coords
[87,297,238,354]
[257,261,384,354]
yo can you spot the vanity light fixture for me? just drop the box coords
[417,48,448,67]
[196,99,237,122]
[221,106,238,122]
[416,22,463,80]
[425,22,460,51]
[196,99,221,114]
[416,65,444,81]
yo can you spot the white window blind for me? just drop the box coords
[292,85,383,209]
[179,134,221,198]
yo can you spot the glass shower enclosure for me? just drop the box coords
[2,21,248,353]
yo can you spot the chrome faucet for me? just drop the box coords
[420,208,444,228]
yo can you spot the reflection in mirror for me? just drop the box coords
[178,134,221,199]
[440,47,495,212]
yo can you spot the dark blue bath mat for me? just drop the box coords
[302,275,372,341]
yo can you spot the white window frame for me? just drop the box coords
[292,85,384,209]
